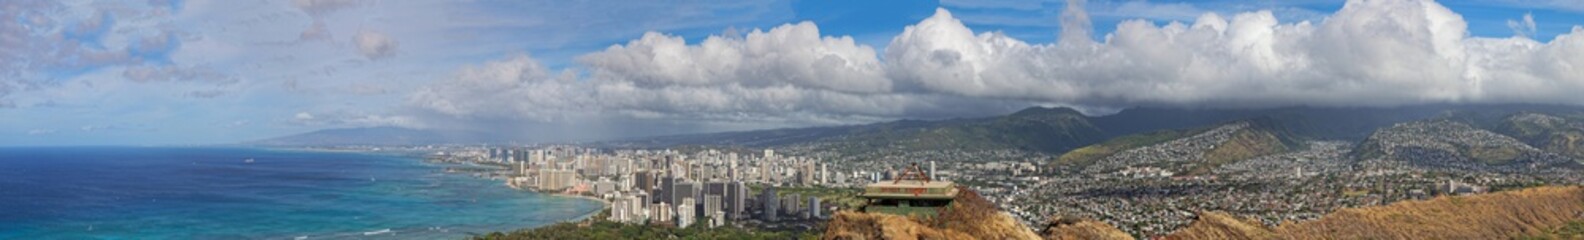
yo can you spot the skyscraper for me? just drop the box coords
[808,196,822,219]
[782,193,801,218]
[726,181,746,220]
[704,194,722,224]
[760,187,778,222]
[820,163,827,185]
[677,197,695,227]
[658,176,675,205]
[672,181,698,211]
[635,171,655,193]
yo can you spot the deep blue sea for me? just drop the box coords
[0,147,602,239]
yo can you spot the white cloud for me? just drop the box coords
[408,54,591,121]
[886,1,1584,108]
[410,23,1026,127]
[352,30,397,60]
[295,112,315,121]
[410,0,1584,129]
[1508,13,1536,38]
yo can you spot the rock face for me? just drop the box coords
[822,187,1042,240]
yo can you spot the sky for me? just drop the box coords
[4,0,1584,146]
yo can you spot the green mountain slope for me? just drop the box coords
[1074,120,1303,175]
[1493,112,1584,160]
[1352,119,1570,169]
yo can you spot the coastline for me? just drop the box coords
[548,193,610,223]
[502,182,612,223]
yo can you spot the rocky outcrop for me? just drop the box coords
[822,187,1041,240]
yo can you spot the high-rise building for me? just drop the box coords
[635,171,656,193]
[614,194,650,224]
[726,181,746,220]
[799,162,816,186]
[820,163,827,185]
[728,153,739,181]
[672,181,698,210]
[658,176,675,205]
[808,196,822,219]
[593,180,617,195]
[705,182,727,202]
[532,149,547,168]
[704,194,722,224]
[760,187,778,222]
[536,169,576,191]
[782,193,801,218]
[676,197,695,227]
[652,202,672,224]
[612,195,633,223]
[759,160,772,183]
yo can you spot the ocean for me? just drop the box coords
[0,147,602,239]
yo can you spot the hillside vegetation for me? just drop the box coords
[1040,217,1133,240]
[1196,128,1289,174]
[1161,186,1584,239]
[1354,120,1542,165]
[1161,212,1272,240]
[1496,113,1584,161]
[1056,129,1194,167]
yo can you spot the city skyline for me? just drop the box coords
[7,0,1584,146]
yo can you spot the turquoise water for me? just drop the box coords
[0,147,602,239]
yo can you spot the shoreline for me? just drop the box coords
[372,149,614,233]
[547,193,610,223]
[505,182,613,222]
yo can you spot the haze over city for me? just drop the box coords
[5,0,1584,146]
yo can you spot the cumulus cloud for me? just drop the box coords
[886,0,1584,109]
[411,24,1024,127]
[408,54,591,121]
[353,30,397,59]
[411,0,1584,129]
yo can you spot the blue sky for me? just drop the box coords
[4,0,1584,146]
